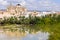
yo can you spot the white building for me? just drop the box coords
[0,4,58,19]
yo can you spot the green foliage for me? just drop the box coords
[0,14,60,40]
[0,14,60,25]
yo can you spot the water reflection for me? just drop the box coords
[0,31,49,40]
[21,32,49,40]
[0,25,50,40]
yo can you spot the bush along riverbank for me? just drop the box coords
[0,14,60,40]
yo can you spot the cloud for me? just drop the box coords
[17,0,54,11]
[0,0,60,11]
[22,0,60,11]
[20,0,26,6]
[0,0,8,6]
[24,0,60,11]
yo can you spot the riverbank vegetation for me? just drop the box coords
[0,14,60,40]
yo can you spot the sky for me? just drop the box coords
[0,0,60,11]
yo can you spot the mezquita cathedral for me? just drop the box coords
[0,4,57,18]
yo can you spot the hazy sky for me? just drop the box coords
[0,0,60,11]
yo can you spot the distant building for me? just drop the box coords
[0,4,59,19]
[0,4,27,18]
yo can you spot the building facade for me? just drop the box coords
[0,4,58,19]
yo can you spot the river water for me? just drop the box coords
[0,30,49,40]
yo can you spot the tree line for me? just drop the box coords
[0,14,60,25]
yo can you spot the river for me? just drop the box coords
[0,30,49,40]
